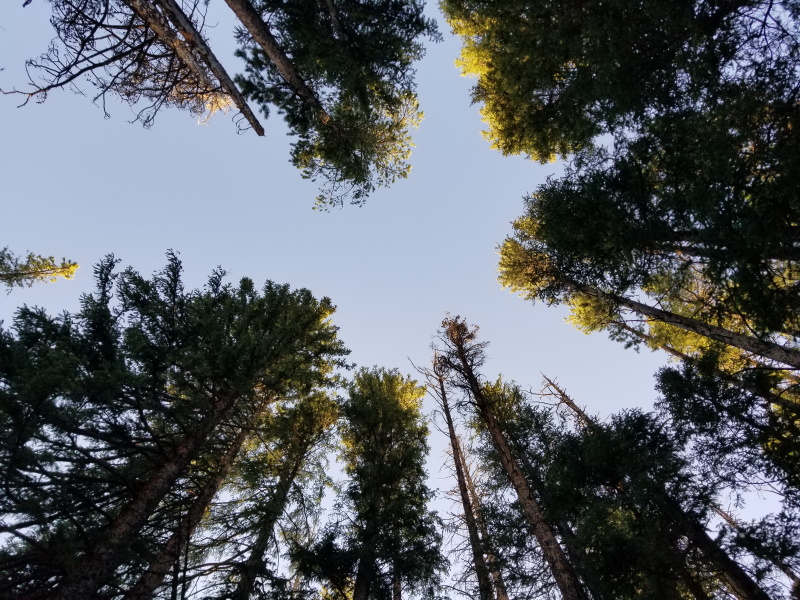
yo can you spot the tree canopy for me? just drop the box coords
[11,0,439,207]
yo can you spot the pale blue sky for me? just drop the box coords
[0,1,668,471]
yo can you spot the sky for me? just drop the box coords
[0,1,669,492]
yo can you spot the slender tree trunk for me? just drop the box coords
[662,499,772,600]
[231,447,308,600]
[712,505,800,595]
[442,321,589,600]
[352,556,375,600]
[392,565,402,600]
[124,429,248,600]
[221,0,332,124]
[608,321,800,410]
[127,0,264,135]
[52,393,237,600]
[437,374,494,600]
[550,384,771,600]
[581,285,800,368]
[461,446,510,600]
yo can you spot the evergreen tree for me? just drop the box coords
[14,0,439,206]
[440,0,799,161]
[296,368,445,600]
[0,252,348,599]
[435,317,589,600]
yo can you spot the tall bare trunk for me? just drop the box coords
[461,446,510,600]
[442,320,589,600]
[124,429,248,600]
[127,0,264,135]
[437,374,494,600]
[583,285,800,369]
[221,0,332,124]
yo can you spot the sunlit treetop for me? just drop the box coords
[441,0,800,160]
[0,247,78,291]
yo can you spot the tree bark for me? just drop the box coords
[124,429,248,600]
[127,0,264,135]
[442,320,589,600]
[221,0,332,124]
[581,285,800,369]
[438,375,494,600]
[663,499,772,600]
[461,444,510,600]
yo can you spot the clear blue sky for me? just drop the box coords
[0,1,668,483]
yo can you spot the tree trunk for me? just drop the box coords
[663,499,772,600]
[52,393,237,600]
[124,429,248,600]
[438,375,494,600]
[461,444,510,600]
[352,557,375,600]
[443,321,589,600]
[392,565,402,600]
[712,505,800,595]
[221,0,332,124]
[231,447,309,600]
[127,0,264,135]
[582,285,800,369]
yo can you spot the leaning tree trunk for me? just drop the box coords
[663,499,772,600]
[52,392,238,600]
[443,321,589,600]
[438,375,494,600]
[221,0,332,124]
[461,442,510,600]
[550,380,772,600]
[609,320,799,410]
[231,447,309,600]
[124,429,248,600]
[581,285,800,369]
[127,0,264,135]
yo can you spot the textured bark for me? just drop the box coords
[392,567,402,600]
[443,323,589,600]
[124,429,248,600]
[222,0,332,124]
[127,0,264,135]
[53,393,237,600]
[582,285,800,369]
[352,556,375,600]
[438,376,494,600]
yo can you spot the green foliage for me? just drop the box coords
[296,368,446,600]
[0,246,78,290]
[235,0,439,207]
[0,252,348,598]
[442,0,799,160]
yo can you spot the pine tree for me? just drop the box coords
[296,368,445,600]
[0,253,348,600]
